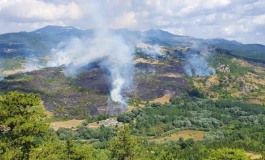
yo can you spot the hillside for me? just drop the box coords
[0,26,265,159]
[0,26,265,116]
[1,26,264,62]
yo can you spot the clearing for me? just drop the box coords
[149,130,205,143]
[160,73,183,78]
[151,94,172,104]
[245,152,263,160]
[50,119,85,131]
[135,58,163,65]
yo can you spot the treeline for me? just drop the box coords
[117,96,265,155]
[118,97,265,135]
[56,126,115,142]
[1,91,265,159]
[214,47,265,64]
[209,53,255,75]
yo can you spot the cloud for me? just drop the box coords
[254,14,265,25]
[0,0,81,21]
[0,0,265,44]
[110,12,137,28]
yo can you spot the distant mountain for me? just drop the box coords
[0,25,264,63]
[0,26,94,57]
[205,38,265,63]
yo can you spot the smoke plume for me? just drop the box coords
[24,57,46,72]
[47,30,134,112]
[137,44,164,59]
[184,45,216,77]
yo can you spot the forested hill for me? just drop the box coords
[1,25,265,62]
[0,92,264,159]
[0,26,265,159]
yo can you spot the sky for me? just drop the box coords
[0,0,265,44]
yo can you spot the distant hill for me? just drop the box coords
[0,25,264,62]
[205,38,265,63]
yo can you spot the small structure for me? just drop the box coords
[99,119,122,127]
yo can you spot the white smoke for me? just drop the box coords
[19,1,135,113]
[137,44,164,59]
[47,30,134,109]
[184,45,216,77]
[184,54,215,77]
[144,45,163,58]
[23,57,46,72]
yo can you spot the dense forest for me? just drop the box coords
[1,91,264,159]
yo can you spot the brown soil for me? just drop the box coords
[246,72,265,85]
[206,74,219,87]
[232,58,252,67]
[151,94,172,104]
[86,122,100,129]
[50,119,85,131]
[160,73,183,78]
[1,69,23,76]
[245,152,263,160]
[135,58,163,65]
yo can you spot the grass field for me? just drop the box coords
[50,119,85,131]
[151,94,172,104]
[149,130,205,143]
[245,152,263,160]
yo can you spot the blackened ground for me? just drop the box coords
[0,56,191,117]
[76,67,111,95]
[133,61,189,100]
[0,67,108,117]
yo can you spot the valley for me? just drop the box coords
[0,26,265,159]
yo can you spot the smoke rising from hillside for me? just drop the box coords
[136,43,164,59]
[24,57,46,72]
[44,1,135,113]
[141,45,164,59]
[184,45,216,77]
[47,30,134,111]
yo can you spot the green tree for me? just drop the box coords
[0,91,48,159]
[206,148,250,160]
[30,130,66,160]
[109,125,143,160]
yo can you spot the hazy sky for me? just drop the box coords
[0,0,265,44]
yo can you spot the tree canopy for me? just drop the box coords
[0,91,48,159]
